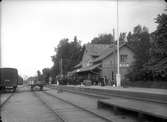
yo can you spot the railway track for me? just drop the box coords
[33,91,66,122]
[48,85,108,99]
[47,85,167,122]
[34,90,113,122]
[0,92,14,122]
[0,92,14,109]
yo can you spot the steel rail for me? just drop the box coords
[50,86,108,99]
[47,86,167,121]
[42,90,113,122]
[0,93,14,109]
[33,91,67,122]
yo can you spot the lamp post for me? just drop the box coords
[116,0,121,87]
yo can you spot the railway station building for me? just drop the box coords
[71,43,135,85]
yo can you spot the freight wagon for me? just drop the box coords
[0,68,18,92]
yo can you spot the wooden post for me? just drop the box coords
[138,112,144,122]
[113,106,119,115]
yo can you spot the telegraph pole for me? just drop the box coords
[60,57,63,77]
[113,28,116,83]
[116,0,121,87]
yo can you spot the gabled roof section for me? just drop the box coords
[74,62,82,69]
[85,44,110,56]
[93,43,131,63]
[76,63,101,73]
[73,44,110,69]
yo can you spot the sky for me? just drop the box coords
[1,0,166,78]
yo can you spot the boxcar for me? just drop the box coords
[0,68,18,91]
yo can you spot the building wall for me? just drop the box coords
[101,51,116,82]
[101,46,135,83]
[81,51,92,68]
[81,44,110,68]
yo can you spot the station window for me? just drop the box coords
[120,54,128,63]
[110,60,112,65]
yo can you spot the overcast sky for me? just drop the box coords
[1,0,166,77]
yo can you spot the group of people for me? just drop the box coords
[54,75,117,87]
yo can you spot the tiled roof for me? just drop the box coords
[74,44,111,68]
[76,63,101,73]
[93,43,129,63]
[73,43,132,73]
[85,44,110,56]
[74,62,82,68]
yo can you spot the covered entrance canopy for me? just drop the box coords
[76,63,101,74]
[74,63,101,85]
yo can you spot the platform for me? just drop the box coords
[53,85,167,104]
[98,98,167,120]
[87,86,167,95]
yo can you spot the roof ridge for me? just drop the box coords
[93,43,128,63]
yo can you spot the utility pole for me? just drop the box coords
[0,1,2,70]
[116,0,121,87]
[60,57,63,77]
[113,28,116,84]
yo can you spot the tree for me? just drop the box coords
[126,25,151,81]
[119,32,127,45]
[37,70,42,81]
[150,13,167,61]
[49,66,57,83]
[42,68,50,83]
[91,33,114,44]
[128,25,150,68]
[68,36,84,70]
[147,13,167,80]
[51,36,83,78]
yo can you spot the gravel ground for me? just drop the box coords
[1,87,57,122]
[46,88,138,122]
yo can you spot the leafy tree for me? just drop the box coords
[150,13,167,62]
[91,33,114,44]
[126,12,167,82]
[42,68,50,83]
[147,13,167,80]
[126,25,151,81]
[37,70,42,81]
[49,65,58,83]
[91,33,127,45]
[119,32,127,45]
[68,36,84,70]
[128,25,150,68]
[51,36,83,78]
